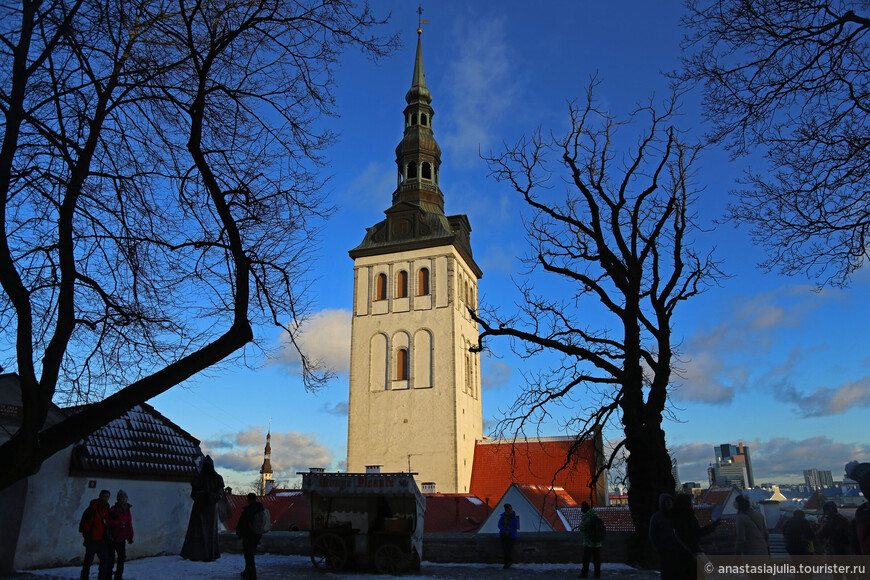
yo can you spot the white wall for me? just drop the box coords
[477,487,555,534]
[14,445,193,570]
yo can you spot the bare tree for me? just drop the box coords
[0,0,396,491]
[474,83,722,565]
[679,0,870,287]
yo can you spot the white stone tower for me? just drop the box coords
[346,28,483,493]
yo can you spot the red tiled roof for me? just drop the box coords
[68,402,201,481]
[702,487,733,506]
[560,504,735,533]
[423,493,492,533]
[224,491,310,531]
[803,490,828,511]
[516,484,577,531]
[468,437,599,508]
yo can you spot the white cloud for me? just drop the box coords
[670,437,870,484]
[274,308,352,376]
[203,427,333,477]
[344,161,395,209]
[442,17,519,165]
[482,360,511,390]
[773,374,870,417]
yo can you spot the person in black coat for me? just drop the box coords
[180,455,225,562]
[671,493,718,580]
[782,510,815,555]
[236,493,265,580]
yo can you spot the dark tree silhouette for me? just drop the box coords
[680,0,870,287]
[474,83,723,565]
[0,0,396,491]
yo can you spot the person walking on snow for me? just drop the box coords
[578,501,603,578]
[107,490,134,580]
[79,489,113,580]
[497,503,519,569]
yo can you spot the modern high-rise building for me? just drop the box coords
[803,468,834,489]
[707,442,754,489]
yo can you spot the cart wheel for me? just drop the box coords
[374,543,407,575]
[310,532,348,572]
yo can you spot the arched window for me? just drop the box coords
[420,113,428,126]
[407,162,417,179]
[421,162,431,180]
[417,268,430,296]
[396,348,409,380]
[396,270,408,298]
[411,113,418,125]
[375,273,387,301]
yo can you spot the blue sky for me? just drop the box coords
[151,1,870,491]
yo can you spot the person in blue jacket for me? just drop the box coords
[497,503,520,569]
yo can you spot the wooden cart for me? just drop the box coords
[301,471,425,574]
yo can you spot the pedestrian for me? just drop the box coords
[816,501,852,555]
[180,455,225,561]
[107,490,134,580]
[78,489,113,580]
[497,503,519,569]
[236,492,266,579]
[671,493,718,580]
[734,495,768,580]
[578,501,603,579]
[845,461,870,555]
[648,493,679,580]
[782,510,814,555]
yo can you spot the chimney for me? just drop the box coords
[366,465,381,474]
[421,482,436,494]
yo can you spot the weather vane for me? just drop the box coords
[417,4,429,35]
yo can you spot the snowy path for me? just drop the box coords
[16,554,660,579]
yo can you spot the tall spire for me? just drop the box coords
[394,21,443,213]
[259,421,273,494]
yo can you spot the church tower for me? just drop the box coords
[347,28,483,493]
[258,427,273,495]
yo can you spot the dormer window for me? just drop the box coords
[375,273,387,301]
[396,271,408,298]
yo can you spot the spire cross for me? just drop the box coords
[417,5,429,35]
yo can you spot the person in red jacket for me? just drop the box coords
[107,490,134,580]
[79,489,113,580]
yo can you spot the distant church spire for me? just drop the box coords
[258,420,273,495]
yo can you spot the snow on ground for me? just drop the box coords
[23,554,655,579]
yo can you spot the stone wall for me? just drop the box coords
[219,531,634,564]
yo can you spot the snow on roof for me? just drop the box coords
[68,402,201,481]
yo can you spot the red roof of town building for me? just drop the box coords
[422,493,491,533]
[515,484,578,531]
[468,436,601,508]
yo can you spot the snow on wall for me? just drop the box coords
[14,445,193,570]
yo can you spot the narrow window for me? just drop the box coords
[407,162,417,179]
[396,270,408,298]
[411,113,418,125]
[420,113,428,126]
[417,268,430,296]
[421,162,431,180]
[397,348,409,380]
[375,273,387,301]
